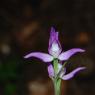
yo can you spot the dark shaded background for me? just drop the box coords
[0,0,95,95]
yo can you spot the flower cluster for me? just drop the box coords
[24,27,85,80]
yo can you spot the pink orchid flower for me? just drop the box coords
[24,27,85,62]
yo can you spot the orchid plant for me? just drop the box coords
[24,27,85,95]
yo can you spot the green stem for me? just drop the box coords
[53,59,61,95]
[53,59,58,77]
[54,78,61,95]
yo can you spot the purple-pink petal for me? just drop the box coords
[49,27,56,46]
[24,52,53,62]
[58,48,85,61]
[60,67,86,80]
[47,64,54,77]
[48,27,62,57]
[49,27,58,49]
[55,32,59,41]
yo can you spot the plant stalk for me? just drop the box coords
[53,59,61,95]
[54,78,61,95]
